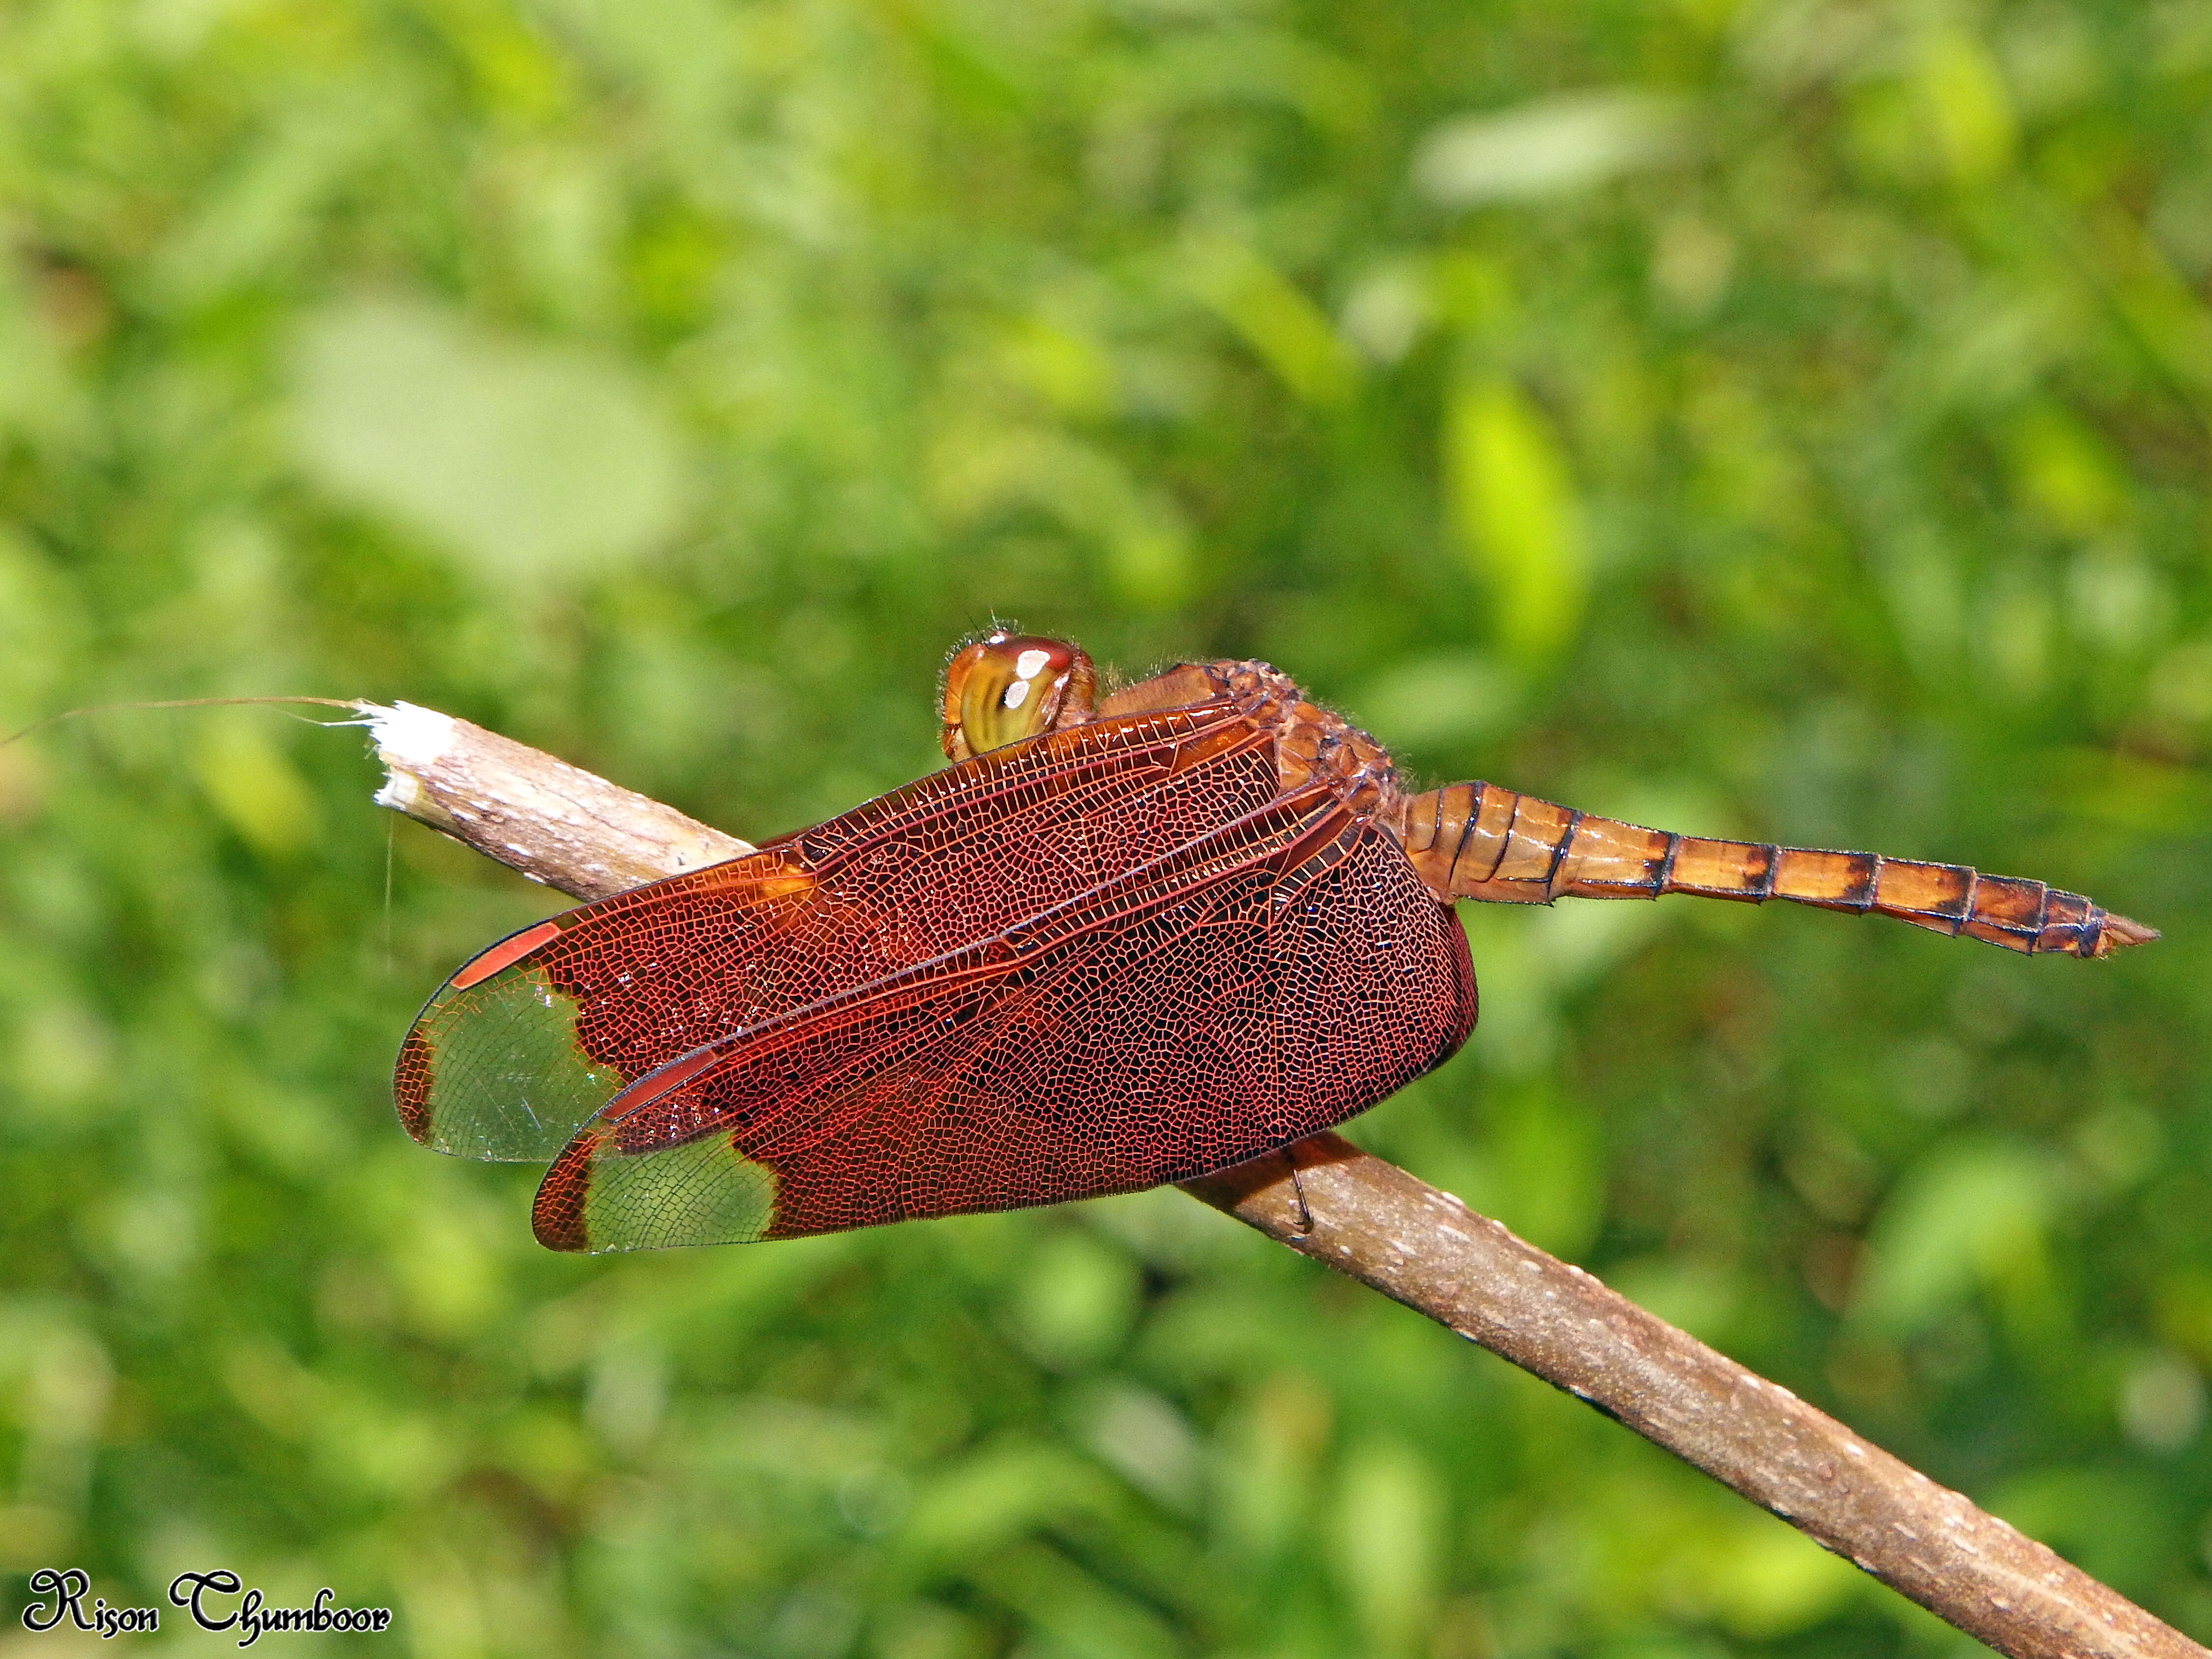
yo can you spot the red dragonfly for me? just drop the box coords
[395,634,2154,1252]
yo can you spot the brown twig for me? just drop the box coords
[368,700,753,891]
[368,702,2205,1659]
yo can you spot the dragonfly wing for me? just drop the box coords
[533,803,1477,1251]
[396,693,1273,1162]
[393,856,823,1159]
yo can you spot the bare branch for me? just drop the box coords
[1185,1141,2201,1659]
[369,702,2206,1659]
[369,700,751,897]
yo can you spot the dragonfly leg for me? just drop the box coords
[1284,1142,1314,1234]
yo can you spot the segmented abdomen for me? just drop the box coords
[1400,783,2155,959]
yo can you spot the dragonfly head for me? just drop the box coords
[941,632,1098,760]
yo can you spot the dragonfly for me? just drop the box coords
[395,633,2155,1252]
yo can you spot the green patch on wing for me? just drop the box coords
[417,965,625,1160]
[581,1133,778,1251]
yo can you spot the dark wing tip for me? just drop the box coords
[532,1137,596,1252]
[393,1027,437,1144]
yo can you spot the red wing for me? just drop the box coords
[392,853,821,1159]
[395,691,1275,1161]
[531,792,1479,1251]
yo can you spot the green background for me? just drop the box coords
[1,0,2208,1652]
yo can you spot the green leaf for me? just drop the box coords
[1443,374,1589,663]
[1413,90,1688,206]
[291,297,692,584]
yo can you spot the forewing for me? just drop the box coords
[532,801,1478,1251]
[396,690,1274,1161]
[393,855,822,1159]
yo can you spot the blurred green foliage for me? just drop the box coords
[0,0,2208,1652]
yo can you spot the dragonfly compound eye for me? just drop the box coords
[940,632,1098,759]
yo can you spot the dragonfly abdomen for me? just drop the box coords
[1399,782,2155,959]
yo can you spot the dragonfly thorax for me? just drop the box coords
[1210,660,1404,829]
